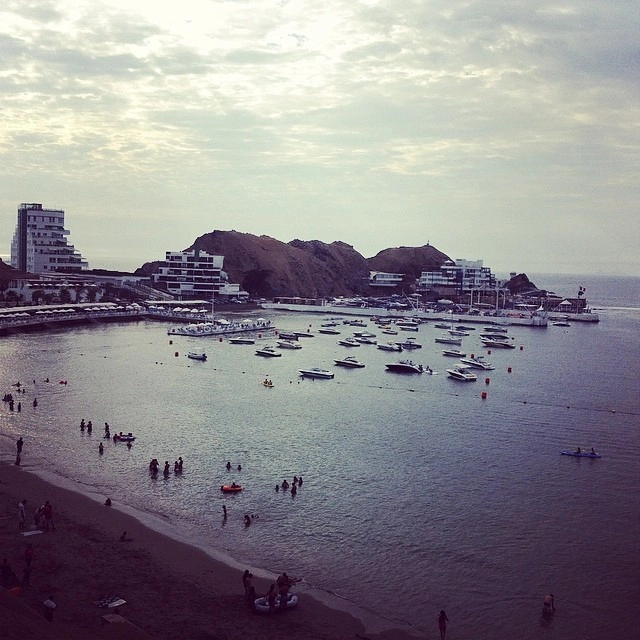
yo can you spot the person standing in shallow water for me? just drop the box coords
[437,610,449,640]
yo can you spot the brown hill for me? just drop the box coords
[136,231,452,298]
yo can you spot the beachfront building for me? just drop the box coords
[10,203,88,274]
[368,271,405,288]
[152,249,247,301]
[416,259,497,301]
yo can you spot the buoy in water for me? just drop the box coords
[219,337,223,342]
[175,352,179,357]
[520,345,524,351]
[485,377,490,385]
[507,366,512,373]
[481,391,487,400]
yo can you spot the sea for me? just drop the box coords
[1,273,639,639]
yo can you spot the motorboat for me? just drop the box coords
[434,323,451,329]
[396,338,422,349]
[381,328,398,335]
[448,329,469,336]
[552,321,571,327]
[277,340,302,349]
[377,342,402,352]
[187,352,207,361]
[434,335,463,345]
[294,331,315,338]
[352,330,376,338]
[385,360,424,373]
[338,338,361,347]
[320,321,338,327]
[299,368,335,379]
[399,325,419,332]
[442,349,466,357]
[318,327,340,335]
[456,325,476,331]
[446,365,478,381]
[354,336,377,345]
[255,346,282,357]
[480,336,515,349]
[459,355,494,370]
[277,332,298,341]
[345,319,367,327]
[228,337,255,345]
[484,326,508,333]
[333,356,365,368]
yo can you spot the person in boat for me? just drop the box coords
[231,481,238,488]
[264,378,269,385]
[590,448,596,455]
[574,447,581,454]
[543,593,555,614]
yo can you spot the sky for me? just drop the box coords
[0,0,638,277]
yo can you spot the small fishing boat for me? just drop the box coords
[187,352,207,361]
[255,346,282,357]
[299,368,335,379]
[561,450,601,458]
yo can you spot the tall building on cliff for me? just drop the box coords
[10,203,88,274]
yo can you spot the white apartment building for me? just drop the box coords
[417,259,497,296]
[368,271,405,288]
[11,203,88,274]
[152,249,246,301]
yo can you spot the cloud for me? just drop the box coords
[0,0,637,275]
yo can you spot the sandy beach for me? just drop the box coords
[0,448,422,640]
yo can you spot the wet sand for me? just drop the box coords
[0,449,421,640]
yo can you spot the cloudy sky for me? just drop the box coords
[0,0,637,276]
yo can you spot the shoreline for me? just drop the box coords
[0,444,421,639]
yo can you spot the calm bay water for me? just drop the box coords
[1,274,639,639]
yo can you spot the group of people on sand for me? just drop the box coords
[149,457,184,477]
[243,569,301,612]
[275,475,303,495]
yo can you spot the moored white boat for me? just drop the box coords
[299,368,334,379]
[228,337,255,345]
[396,337,422,349]
[446,365,477,381]
[442,348,466,357]
[480,336,516,348]
[187,352,207,361]
[334,356,365,368]
[318,327,340,335]
[385,360,424,373]
[435,335,463,345]
[277,340,302,349]
[338,338,361,347]
[377,342,402,352]
[255,346,282,357]
[459,355,494,370]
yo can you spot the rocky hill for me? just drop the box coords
[136,231,453,298]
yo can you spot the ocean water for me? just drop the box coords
[1,274,639,639]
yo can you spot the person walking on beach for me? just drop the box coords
[18,499,27,531]
[43,501,55,531]
[437,610,449,639]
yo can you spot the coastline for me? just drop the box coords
[0,444,421,640]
